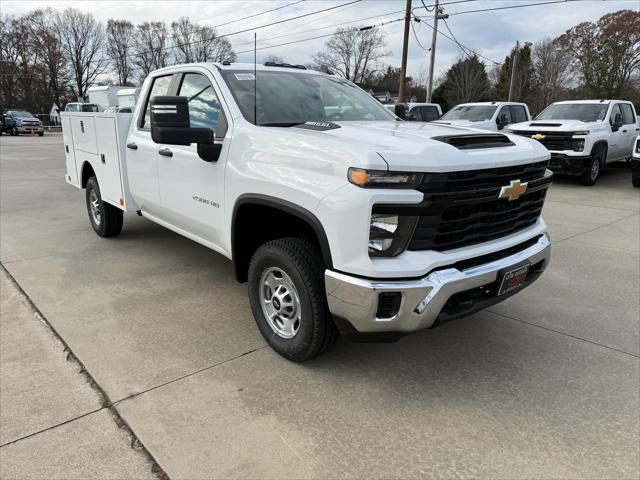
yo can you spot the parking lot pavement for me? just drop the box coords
[1,134,639,479]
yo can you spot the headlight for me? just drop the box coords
[349,167,423,188]
[369,213,418,257]
[572,139,585,152]
[573,130,589,136]
[636,140,640,154]
[16,120,22,126]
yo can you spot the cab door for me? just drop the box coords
[608,103,626,160]
[620,103,639,157]
[126,73,176,216]
[157,70,231,251]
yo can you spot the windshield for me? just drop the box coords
[8,111,35,119]
[536,103,608,122]
[440,105,497,122]
[220,70,395,125]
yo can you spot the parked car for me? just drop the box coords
[2,110,44,136]
[385,102,442,121]
[434,102,531,131]
[61,62,552,361]
[65,103,100,112]
[632,136,640,188]
[507,100,639,185]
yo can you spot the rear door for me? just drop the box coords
[620,103,639,157]
[157,69,231,250]
[125,73,176,215]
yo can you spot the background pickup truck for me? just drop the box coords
[434,102,531,132]
[62,62,552,361]
[507,99,639,185]
[2,110,44,136]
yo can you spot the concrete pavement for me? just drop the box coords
[1,134,638,478]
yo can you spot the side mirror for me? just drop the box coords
[150,96,213,146]
[496,114,509,129]
[612,112,624,131]
[394,104,407,120]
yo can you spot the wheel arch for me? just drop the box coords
[80,161,96,188]
[231,194,333,283]
[592,140,608,160]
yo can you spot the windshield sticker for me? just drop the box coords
[235,73,255,81]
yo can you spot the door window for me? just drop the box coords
[140,75,173,130]
[620,104,636,125]
[610,104,622,125]
[409,106,422,121]
[497,106,512,124]
[420,106,440,121]
[178,73,227,137]
[510,105,527,123]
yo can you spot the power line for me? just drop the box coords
[410,20,429,51]
[447,0,583,16]
[412,0,479,11]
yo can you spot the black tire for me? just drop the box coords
[581,147,604,186]
[11,127,18,136]
[85,176,123,237]
[248,237,338,362]
[38,132,44,137]
[633,175,640,188]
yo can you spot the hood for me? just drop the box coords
[509,119,601,132]
[247,121,550,173]
[431,119,497,131]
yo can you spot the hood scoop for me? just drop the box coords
[432,134,515,150]
[529,122,562,127]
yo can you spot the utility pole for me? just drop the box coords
[508,40,531,101]
[426,0,448,102]
[397,0,412,104]
[508,41,520,102]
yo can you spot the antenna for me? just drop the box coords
[254,32,257,126]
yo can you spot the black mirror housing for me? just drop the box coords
[150,95,213,145]
[394,104,407,120]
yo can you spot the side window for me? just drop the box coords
[409,106,422,121]
[621,104,635,125]
[140,75,173,130]
[421,106,440,121]
[609,104,623,125]
[498,106,512,124]
[510,105,527,123]
[178,73,227,137]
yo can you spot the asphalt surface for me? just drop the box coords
[1,133,639,479]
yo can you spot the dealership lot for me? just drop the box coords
[1,134,638,478]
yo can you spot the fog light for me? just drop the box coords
[369,213,418,257]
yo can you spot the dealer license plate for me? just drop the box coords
[497,263,530,296]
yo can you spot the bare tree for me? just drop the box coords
[106,19,135,85]
[264,55,284,64]
[55,8,106,100]
[134,21,171,81]
[171,17,235,64]
[312,27,389,83]
[530,38,573,113]
[0,15,24,108]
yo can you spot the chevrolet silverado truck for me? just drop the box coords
[434,102,531,132]
[507,100,639,186]
[61,62,552,361]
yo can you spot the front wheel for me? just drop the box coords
[248,238,338,362]
[11,127,18,136]
[38,132,44,137]
[85,176,123,237]
[633,175,640,188]
[581,151,602,186]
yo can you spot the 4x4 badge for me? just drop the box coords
[499,180,528,201]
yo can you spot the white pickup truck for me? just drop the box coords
[434,102,531,132]
[62,62,552,361]
[507,100,640,185]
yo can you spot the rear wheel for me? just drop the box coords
[581,147,604,186]
[85,176,123,237]
[38,132,44,137]
[248,237,338,362]
[11,127,18,136]
[633,175,640,188]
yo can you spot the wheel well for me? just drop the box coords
[592,141,607,159]
[232,199,332,283]
[81,162,95,188]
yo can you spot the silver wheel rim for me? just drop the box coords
[591,158,600,180]
[259,267,301,339]
[89,189,101,226]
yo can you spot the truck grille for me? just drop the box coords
[513,131,573,151]
[374,161,551,252]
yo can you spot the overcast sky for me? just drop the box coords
[3,0,638,83]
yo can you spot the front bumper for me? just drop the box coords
[325,234,550,336]
[548,153,590,176]
[16,125,44,133]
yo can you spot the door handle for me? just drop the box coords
[127,142,138,150]
[159,148,173,157]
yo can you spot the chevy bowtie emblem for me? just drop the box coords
[531,133,545,140]
[499,180,528,201]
